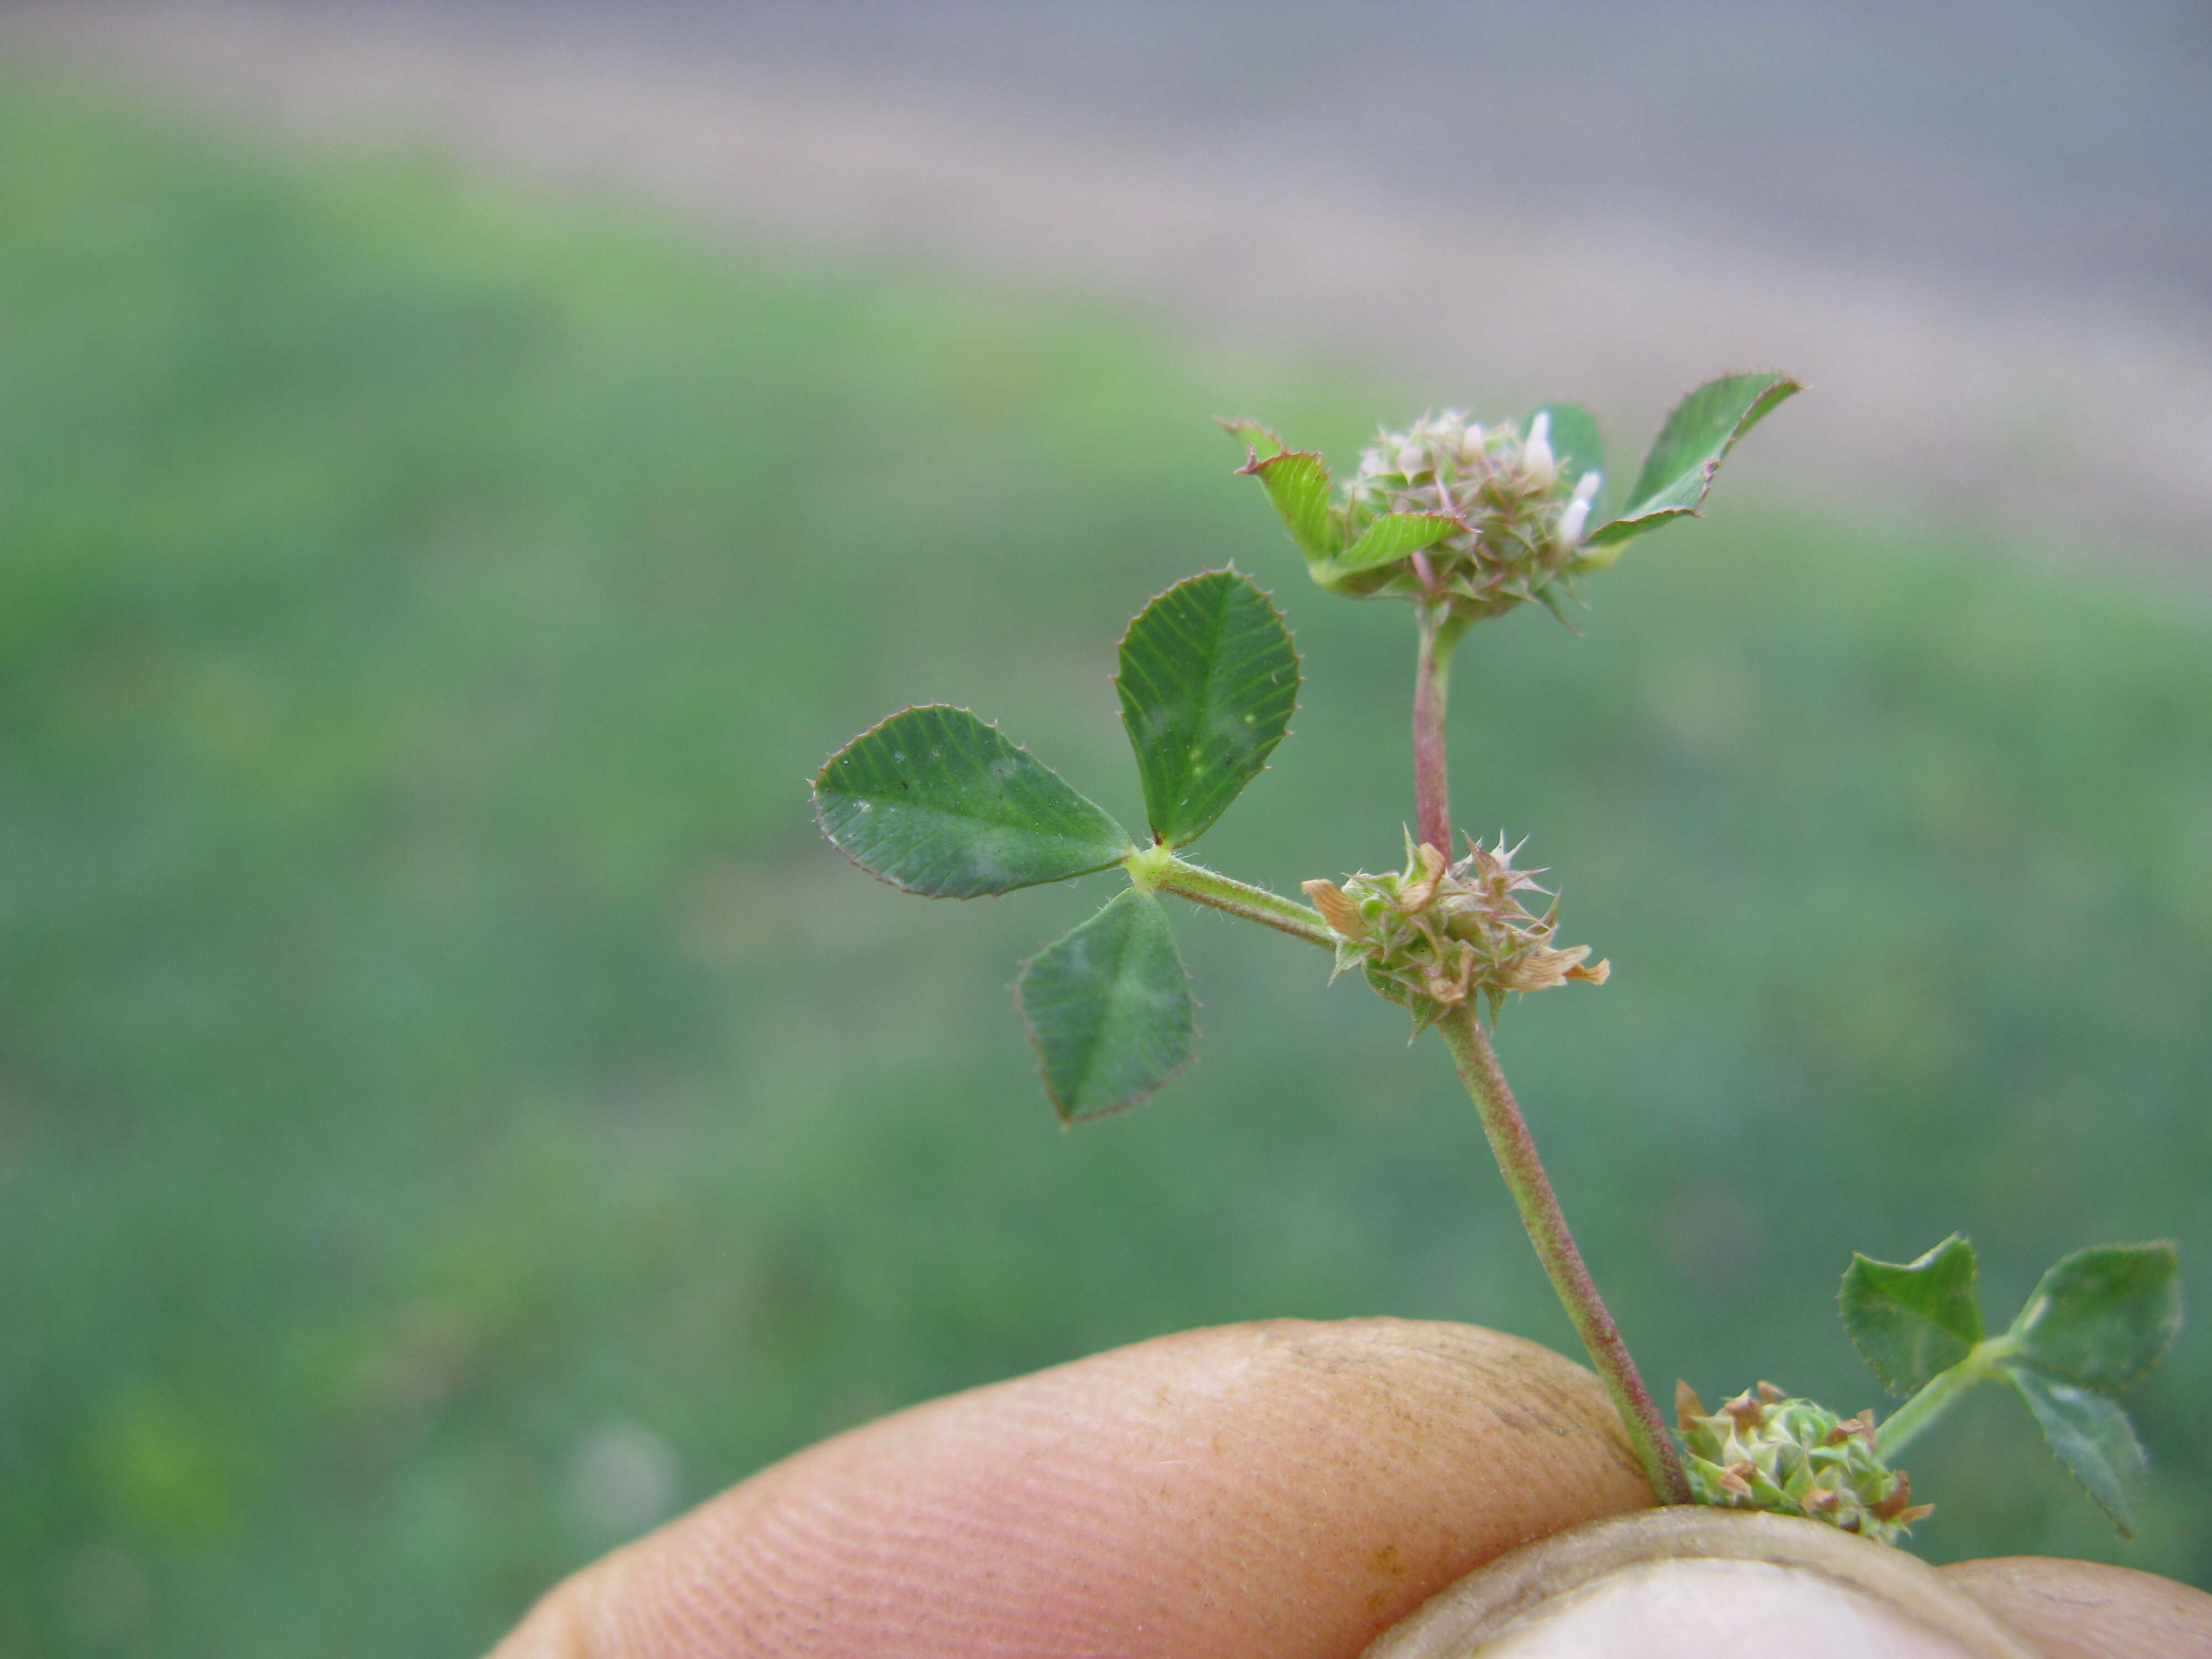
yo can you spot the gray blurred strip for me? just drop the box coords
[8,0,2210,565]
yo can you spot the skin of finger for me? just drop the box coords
[489,1318,1655,1659]
[1941,1557,2212,1659]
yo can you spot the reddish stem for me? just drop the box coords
[1413,597,1689,1503]
[1412,604,1459,852]
[1437,1006,1694,1504]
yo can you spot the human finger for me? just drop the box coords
[1942,1556,2212,1658]
[490,1317,1652,1659]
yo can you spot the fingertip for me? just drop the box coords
[492,1318,1652,1658]
[1942,1556,2212,1659]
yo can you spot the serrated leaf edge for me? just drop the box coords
[2000,1360,2147,1537]
[1011,895,1201,1124]
[811,703,1133,900]
[1838,1234,1984,1397]
[2008,1239,2184,1396]
[1227,434,1344,562]
[1113,565,1302,851]
[1588,371,1803,546]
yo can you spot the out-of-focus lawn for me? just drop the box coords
[2,76,2208,1657]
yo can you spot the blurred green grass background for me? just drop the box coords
[2,76,2208,1656]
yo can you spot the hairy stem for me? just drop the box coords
[1436,1005,1694,1504]
[1412,604,1464,853]
[1877,1339,2011,1459]
[1145,855,1338,950]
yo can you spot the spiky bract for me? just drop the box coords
[1303,833,1608,1032]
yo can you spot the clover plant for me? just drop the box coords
[813,373,2181,1542]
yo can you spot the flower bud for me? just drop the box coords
[1556,469,1601,548]
[1523,411,1556,490]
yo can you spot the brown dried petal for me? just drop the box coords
[1302,879,1370,941]
[1824,1410,1877,1448]
[1499,943,1605,994]
[1676,1380,1707,1432]
[1720,1392,1767,1433]
[1871,1472,1917,1522]
[1398,842,1449,913]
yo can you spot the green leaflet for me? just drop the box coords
[1117,570,1299,849]
[1841,1234,1984,1396]
[1588,372,1801,549]
[1015,888,1196,1121]
[2011,1243,2181,1394]
[814,706,1130,897]
[1234,445,1339,562]
[1337,511,1459,573]
[2005,1365,2148,1537]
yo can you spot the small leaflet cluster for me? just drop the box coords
[1227,372,1801,627]
[1678,1383,1932,1544]
[1302,833,1608,1032]
[1839,1235,2181,1537]
[812,569,1302,1123]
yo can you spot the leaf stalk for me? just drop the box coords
[1877,1337,2016,1459]
[1145,854,1338,950]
